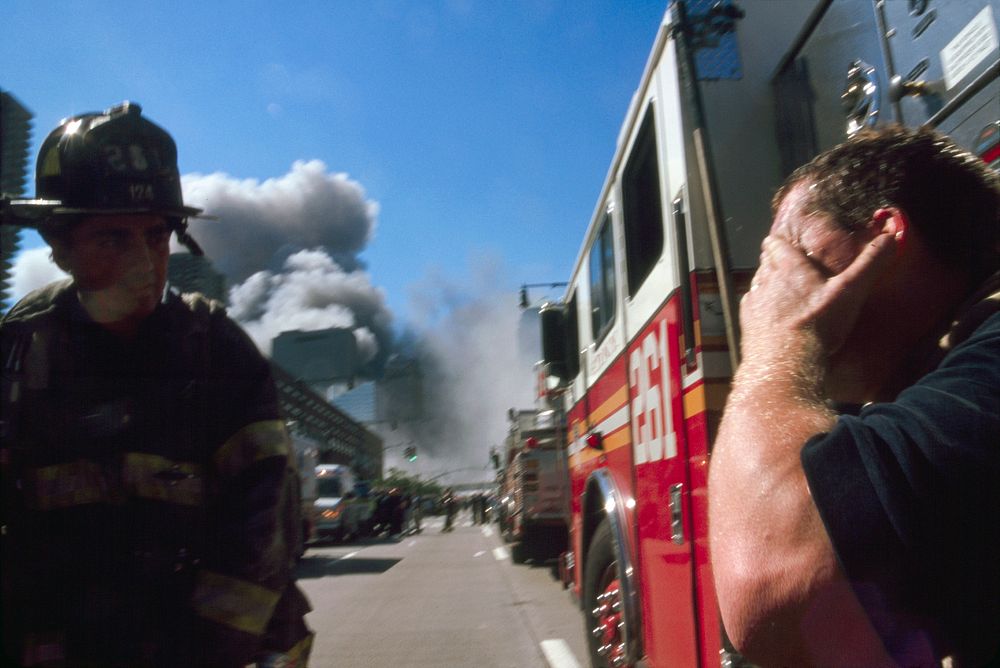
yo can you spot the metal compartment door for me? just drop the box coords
[773,0,893,175]
[881,0,999,158]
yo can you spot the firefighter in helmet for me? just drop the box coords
[1,102,313,667]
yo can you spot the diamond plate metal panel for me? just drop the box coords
[674,0,744,80]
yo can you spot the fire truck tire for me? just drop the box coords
[511,540,528,564]
[583,519,631,668]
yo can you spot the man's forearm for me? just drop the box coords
[710,340,836,606]
[709,339,890,665]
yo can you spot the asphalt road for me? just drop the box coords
[296,511,590,668]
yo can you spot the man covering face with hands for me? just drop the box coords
[708,125,999,667]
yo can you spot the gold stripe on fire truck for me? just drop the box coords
[682,383,707,419]
[590,385,629,425]
[567,423,631,468]
[602,426,631,452]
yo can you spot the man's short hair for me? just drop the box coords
[774,124,1000,281]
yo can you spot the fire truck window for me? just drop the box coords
[589,213,616,342]
[622,106,664,298]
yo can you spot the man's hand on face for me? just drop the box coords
[739,229,898,366]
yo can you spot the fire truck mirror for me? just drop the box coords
[540,302,569,383]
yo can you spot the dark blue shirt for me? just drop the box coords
[802,309,1000,665]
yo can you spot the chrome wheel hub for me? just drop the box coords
[591,569,627,667]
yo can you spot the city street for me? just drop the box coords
[297,511,589,668]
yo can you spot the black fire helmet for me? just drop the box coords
[2,101,206,255]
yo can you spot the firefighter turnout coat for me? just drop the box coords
[1,280,312,667]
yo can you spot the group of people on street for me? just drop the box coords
[440,488,457,532]
[369,487,406,538]
[468,492,490,524]
[1,99,995,667]
[368,488,427,538]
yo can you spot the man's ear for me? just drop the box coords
[871,207,909,249]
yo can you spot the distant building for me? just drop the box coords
[167,252,228,303]
[271,362,383,479]
[375,354,423,426]
[272,328,359,395]
[1,91,33,307]
[332,381,377,424]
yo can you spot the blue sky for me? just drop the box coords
[3,1,667,327]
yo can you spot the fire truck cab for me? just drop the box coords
[538,1,998,666]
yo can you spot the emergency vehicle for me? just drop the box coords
[536,1,998,666]
[497,408,570,563]
[291,434,320,556]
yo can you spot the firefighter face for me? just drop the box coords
[51,214,172,325]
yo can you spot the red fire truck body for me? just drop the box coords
[540,1,998,666]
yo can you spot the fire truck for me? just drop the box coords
[496,408,570,563]
[536,1,998,667]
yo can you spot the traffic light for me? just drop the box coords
[404,446,417,462]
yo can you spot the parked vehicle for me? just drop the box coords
[536,2,998,666]
[497,409,570,564]
[314,464,373,542]
[290,435,319,557]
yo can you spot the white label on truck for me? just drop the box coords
[941,5,998,90]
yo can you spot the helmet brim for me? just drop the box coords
[1,198,205,227]
[48,205,205,218]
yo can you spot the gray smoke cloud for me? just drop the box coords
[378,255,542,479]
[182,160,375,281]
[228,249,388,364]
[8,247,69,304]
[180,161,393,375]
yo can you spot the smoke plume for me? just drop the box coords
[8,247,69,302]
[180,161,394,375]
[182,160,375,281]
[378,255,542,478]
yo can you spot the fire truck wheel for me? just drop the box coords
[511,540,528,564]
[583,520,630,668]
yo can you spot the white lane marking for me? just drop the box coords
[474,550,486,558]
[481,526,494,537]
[407,540,417,547]
[541,639,582,668]
[492,546,509,561]
[340,551,358,560]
